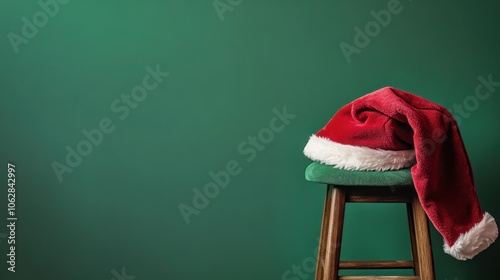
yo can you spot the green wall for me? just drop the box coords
[1,0,499,279]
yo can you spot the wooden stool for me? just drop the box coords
[305,162,435,280]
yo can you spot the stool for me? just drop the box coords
[305,162,435,280]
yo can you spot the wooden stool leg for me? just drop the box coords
[315,185,346,280]
[406,202,419,276]
[411,194,435,280]
[315,185,333,279]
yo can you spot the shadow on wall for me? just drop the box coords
[471,157,500,279]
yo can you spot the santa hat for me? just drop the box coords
[303,86,498,260]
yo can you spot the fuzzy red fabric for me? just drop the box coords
[304,86,497,259]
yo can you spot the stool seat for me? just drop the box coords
[305,162,413,186]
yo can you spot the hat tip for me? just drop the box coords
[443,212,498,260]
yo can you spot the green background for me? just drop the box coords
[1,0,499,279]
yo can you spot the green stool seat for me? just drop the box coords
[305,161,413,186]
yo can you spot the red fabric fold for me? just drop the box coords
[318,86,483,246]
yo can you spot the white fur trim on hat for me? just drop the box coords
[443,212,498,260]
[303,134,416,171]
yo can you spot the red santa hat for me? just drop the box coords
[303,86,498,260]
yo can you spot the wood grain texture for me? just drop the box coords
[314,185,435,280]
[339,277,419,280]
[339,260,414,269]
[315,185,333,280]
[345,185,413,203]
[411,194,435,279]
[321,186,346,280]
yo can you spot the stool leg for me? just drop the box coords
[411,194,435,280]
[407,202,420,276]
[315,185,346,280]
[315,185,333,279]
